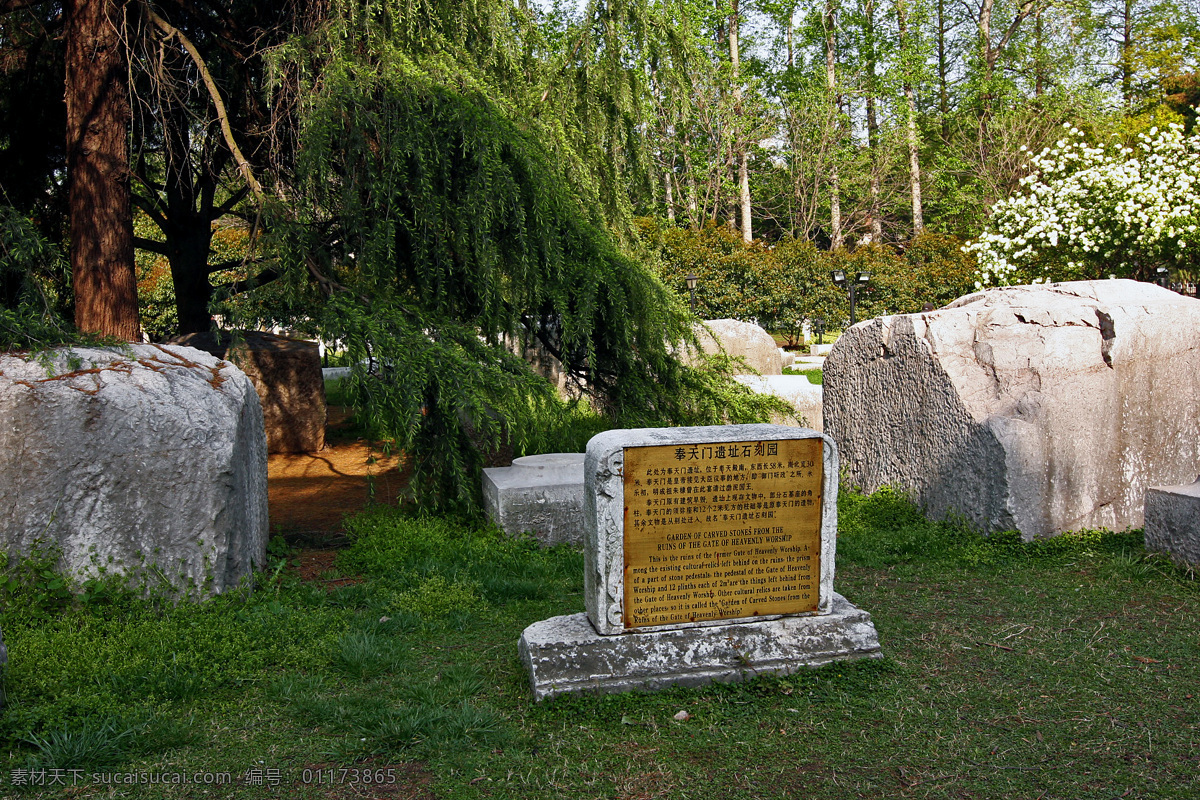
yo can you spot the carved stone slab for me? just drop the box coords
[584,424,838,636]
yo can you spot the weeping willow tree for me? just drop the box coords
[262,0,784,512]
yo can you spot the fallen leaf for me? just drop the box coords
[673,710,690,722]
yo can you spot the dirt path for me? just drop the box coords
[266,406,410,547]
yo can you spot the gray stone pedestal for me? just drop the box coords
[483,453,585,546]
[1144,479,1200,567]
[518,593,881,700]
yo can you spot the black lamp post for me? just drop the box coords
[813,317,826,345]
[831,270,871,326]
[1155,266,1170,287]
[686,273,699,314]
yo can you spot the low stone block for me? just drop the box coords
[518,593,881,700]
[1144,480,1200,567]
[0,345,268,595]
[483,453,585,546]
[170,331,326,454]
[734,375,823,431]
[826,280,1200,538]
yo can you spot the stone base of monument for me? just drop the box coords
[519,593,881,701]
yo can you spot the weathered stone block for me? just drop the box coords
[825,280,1200,538]
[483,453,585,546]
[1144,480,1200,567]
[519,593,881,700]
[170,331,326,453]
[0,345,268,595]
[693,319,783,374]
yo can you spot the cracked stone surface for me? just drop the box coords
[0,345,268,595]
[825,279,1200,539]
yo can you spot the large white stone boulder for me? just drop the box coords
[693,319,783,375]
[825,280,1200,538]
[0,344,268,595]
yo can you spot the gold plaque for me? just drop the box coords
[622,438,823,629]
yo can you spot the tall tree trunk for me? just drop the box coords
[864,0,882,243]
[786,5,794,68]
[937,0,950,140]
[1033,8,1045,97]
[897,0,924,235]
[682,134,699,227]
[160,100,219,335]
[1121,0,1133,108]
[65,0,138,340]
[825,0,843,249]
[730,0,752,243]
[664,165,676,223]
[978,0,1038,116]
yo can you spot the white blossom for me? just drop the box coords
[967,119,1200,286]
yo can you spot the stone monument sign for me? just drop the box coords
[519,424,880,700]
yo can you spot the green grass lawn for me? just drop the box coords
[1,490,1197,799]
[782,366,822,384]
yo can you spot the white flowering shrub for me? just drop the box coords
[967,121,1200,287]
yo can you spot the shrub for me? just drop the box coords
[642,219,979,334]
[967,121,1200,285]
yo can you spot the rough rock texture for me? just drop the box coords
[482,453,586,546]
[1144,479,1200,567]
[170,331,325,453]
[734,375,823,431]
[693,319,783,375]
[0,345,268,595]
[519,593,881,700]
[825,280,1200,538]
[585,425,838,635]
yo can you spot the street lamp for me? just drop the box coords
[686,273,699,314]
[831,270,871,326]
[813,317,826,345]
[1155,266,1170,287]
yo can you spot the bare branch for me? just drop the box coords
[213,267,280,296]
[213,185,250,218]
[0,0,49,15]
[997,0,1038,57]
[134,236,171,256]
[131,193,169,230]
[144,6,265,205]
[207,256,264,275]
